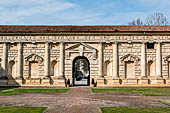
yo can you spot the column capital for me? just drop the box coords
[157,41,162,44]
[45,42,50,47]
[3,42,8,46]
[18,42,23,44]
[98,41,104,44]
[141,41,147,44]
[113,41,118,44]
[60,41,65,44]
[45,41,49,44]
[18,42,23,47]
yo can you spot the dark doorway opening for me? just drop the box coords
[72,56,90,86]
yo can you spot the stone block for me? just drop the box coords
[25,78,41,85]
[15,79,23,85]
[0,80,8,86]
[104,77,112,85]
[165,79,170,85]
[112,79,120,85]
[148,79,157,85]
[121,78,138,85]
[141,79,149,85]
[50,76,66,86]
[41,79,51,85]
[8,80,21,86]
[157,79,165,85]
[57,79,66,86]
[97,78,105,86]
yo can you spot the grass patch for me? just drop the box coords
[160,100,170,105]
[0,88,69,96]
[92,88,170,96]
[0,107,46,113]
[101,107,170,113]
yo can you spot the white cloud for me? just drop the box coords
[0,0,76,24]
[0,0,169,25]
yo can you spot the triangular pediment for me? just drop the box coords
[120,54,140,62]
[25,54,43,62]
[164,55,170,62]
[66,43,96,51]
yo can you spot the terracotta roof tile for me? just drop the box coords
[0,25,170,33]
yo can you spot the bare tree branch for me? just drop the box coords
[128,12,169,25]
[128,18,143,25]
[145,12,169,25]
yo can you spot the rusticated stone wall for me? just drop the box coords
[0,34,170,87]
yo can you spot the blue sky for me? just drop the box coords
[0,0,170,25]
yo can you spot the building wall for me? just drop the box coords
[0,35,170,87]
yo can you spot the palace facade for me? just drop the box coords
[0,25,170,87]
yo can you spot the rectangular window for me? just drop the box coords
[29,61,38,78]
[125,61,135,78]
[147,42,155,49]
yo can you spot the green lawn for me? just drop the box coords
[92,88,170,96]
[101,107,170,113]
[0,88,69,96]
[0,107,46,113]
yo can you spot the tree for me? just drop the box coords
[128,18,143,25]
[145,12,169,25]
[128,12,169,25]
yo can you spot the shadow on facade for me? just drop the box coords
[0,64,20,88]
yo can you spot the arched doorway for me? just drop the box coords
[72,56,90,86]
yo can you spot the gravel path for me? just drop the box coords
[0,87,170,113]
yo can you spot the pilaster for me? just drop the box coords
[59,42,65,78]
[141,42,146,77]
[98,42,103,78]
[156,42,162,77]
[113,42,118,78]
[17,42,23,79]
[2,43,8,77]
[45,42,50,78]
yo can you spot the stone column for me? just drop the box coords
[59,42,65,78]
[113,42,118,78]
[156,42,162,77]
[141,42,146,77]
[2,43,8,77]
[98,42,103,78]
[17,42,23,78]
[45,42,50,78]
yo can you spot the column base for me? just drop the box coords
[41,78,51,85]
[165,79,170,85]
[0,80,8,86]
[97,77,105,86]
[51,77,66,86]
[112,78,120,85]
[25,78,41,85]
[112,76,119,79]
[7,79,21,86]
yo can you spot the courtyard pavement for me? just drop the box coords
[0,87,170,113]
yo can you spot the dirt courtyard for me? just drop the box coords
[0,87,170,113]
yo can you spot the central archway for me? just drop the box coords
[72,56,90,86]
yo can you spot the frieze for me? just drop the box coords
[0,35,170,42]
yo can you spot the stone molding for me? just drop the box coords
[120,54,140,63]
[1,35,170,43]
[25,54,43,63]
[164,55,170,63]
